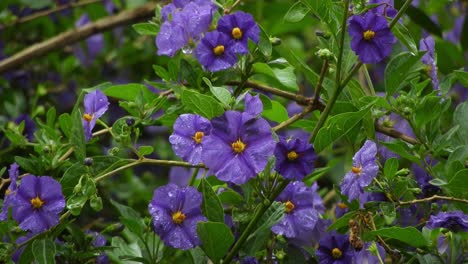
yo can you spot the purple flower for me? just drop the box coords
[0,163,19,221]
[217,11,260,54]
[334,202,349,218]
[316,232,354,264]
[340,140,379,207]
[412,159,441,198]
[354,242,386,263]
[271,182,322,246]
[195,31,238,72]
[348,12,396,64]
[169,114,212,165]
[426,211,468,232]
[148,184,207,249]
[419,36,439,91]
[202,111,275,184]
[12,175,65,234]
[156,2,213,57]
[87,231,110,264]
[244,93,263,117]
[14,114,36,142]
[369,0,397,18]
[82,90,109,142]
[74,14,104,66]
[274,137,317,181]
[444,16,464,44]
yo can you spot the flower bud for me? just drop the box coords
[316,48,334,60]
[84,157,94,166]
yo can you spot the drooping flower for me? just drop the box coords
[12,175,65,234]
[217,11,260,54]
[419,36,439,91]
[274,137,317,181]
[0,163,19,221]
[82,90,109,141]
[315,232,355,264]
[202,110,275,184]
[74,14,104,66]
[354,242,386,264]
[148,184,207,249]
[156,2,213,57]
[271,182,322,246]
[244,93,263,117]
[425,211,468,232]
[195,31,238,72]
[169,114,212,165]
[340,140,379,207]
[348,12,396,64]
[368,0,397,18]
[87,230,110,264]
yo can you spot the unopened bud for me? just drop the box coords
[316,48,334,60]
[84,157,93,166]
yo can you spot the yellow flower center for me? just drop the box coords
[213,45,225,56]
[5,189,11,195]
[287,151,299,161]
[363,30,375,41]
[172,211,186,224]
[231,139,246,153]
[30,196,45,209]
[83,113,94,122]
[232,27,243,39]
[331,247,343,259]
[337,202,348,209]
[193,131,204,144]
[284,200,295,213]
[352,166,362,175]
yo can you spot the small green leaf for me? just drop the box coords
[262,100,289,122]
[197,222,234,263]
[110,200,145,235]
[367,227,428,248]
[379,141,419,163]
[198,179,224,223]
[284,1,310,22]
[132,22,159,35]
[138,146,154,156]
[384,158,399,180]
[32,238,56,264]
[444,169,468,197]
[70,109,86,161]
[218,190,244,206]
[328,211,357,231]
[252,63,298,92]
[181,89,224,119]
[58,113,72,138]
[392,22,418,55]
[414,96,443,128]
[258,25,272,57]
[385,52,424,95]
[153,65,170,81]
[103,83,156,102]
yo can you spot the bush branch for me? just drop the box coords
[398,195,468,206]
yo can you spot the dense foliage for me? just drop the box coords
[0,0,467,263]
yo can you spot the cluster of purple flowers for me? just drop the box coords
[156,1,260,72]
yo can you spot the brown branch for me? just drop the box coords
[0,2,157,74]
[312,60,329,107]
[0,0,102,30]
[272,105,314,131]
[375,122,420,145]
[398,195,468,206]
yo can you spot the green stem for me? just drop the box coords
[363,64,375,95]
[389,0,413,29]
[223,180,289,264]
[189,167,200,186]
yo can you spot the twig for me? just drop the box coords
[398,195,468,206]
[312,60,329,108]
[0,0,102,30]
[58,147,75,162]
[375,122,420,145]
[224,0,242,14]
[0,2,157,74]
[272,105,314,131]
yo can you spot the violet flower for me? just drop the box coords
[315,232,354,264]
[195,31,238,72]
[82,90,109,142]
[202,110,275,185]
[74,14,104,66]
[348,12,396,64]
[340,140,379,207]
[217,11,260,54]
[87,231,110,264]
[419,36,439,91]
[169,114,212,165]
[148,184,207,249]
[244,93,263,117]
[271,182,325,246]
[354,242,386,264]
[426,211,468,232]
[12,175,65,234]
[274,137,317,181]
[0,163,19,221]
[368,0,397,18]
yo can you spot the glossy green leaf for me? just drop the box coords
[284,1,310,23]
[132,22,159,35]
[197,222,234,263]
[198,179,224,223]
[32,239,56,264]
[392,22,418,55]
[444,169,468,197]
[103,83,156,102]
[367,227,428,248]
[384,158,399,180]
[262,100,289,123]
[181,89,224,119]
[385,52,424,95]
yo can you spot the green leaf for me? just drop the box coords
[70,109,86,161]
[103,83,156,102]
[252,63,298,92]
[384,158,399,180]
[197,222,234,263]
[367,227,428,248]
[385,52,424,95]
[181,89,224,119]
[32,238,56,264]
[110,200,145,236]
[328,211,357,231]
[453,101,468,145]
[58,113,72,138]
[454,70,468,87]
[46,107,56,128]
[203,78,232,107]
[392,22,418,54]
[405,6,442,37]
[262,100,289,122]
[284,1,310,22]
[153,65,170,81]
[132,22,159,35]
[379,141,420,163]
[138,146,154,156]
[444,169,468,198]
[198,179,224,223]
[218,190,244,206]
[314,107,371,153]
[258,25,272,57]
[414,96,443,128]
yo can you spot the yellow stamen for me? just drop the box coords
[5,189,11,195]
[193,131,204,144]
[213,45,225,56]
[284,200,295,213]
[172,211,186,224]
[337,202,348,209]
[331,247,343,259]
[352,166,362,175]
[363,30,375,41]
[30,196,45,209]
[287,151,299,161]
[231,27,243,39]
[231,139,246,153]
[83,113,94,122]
